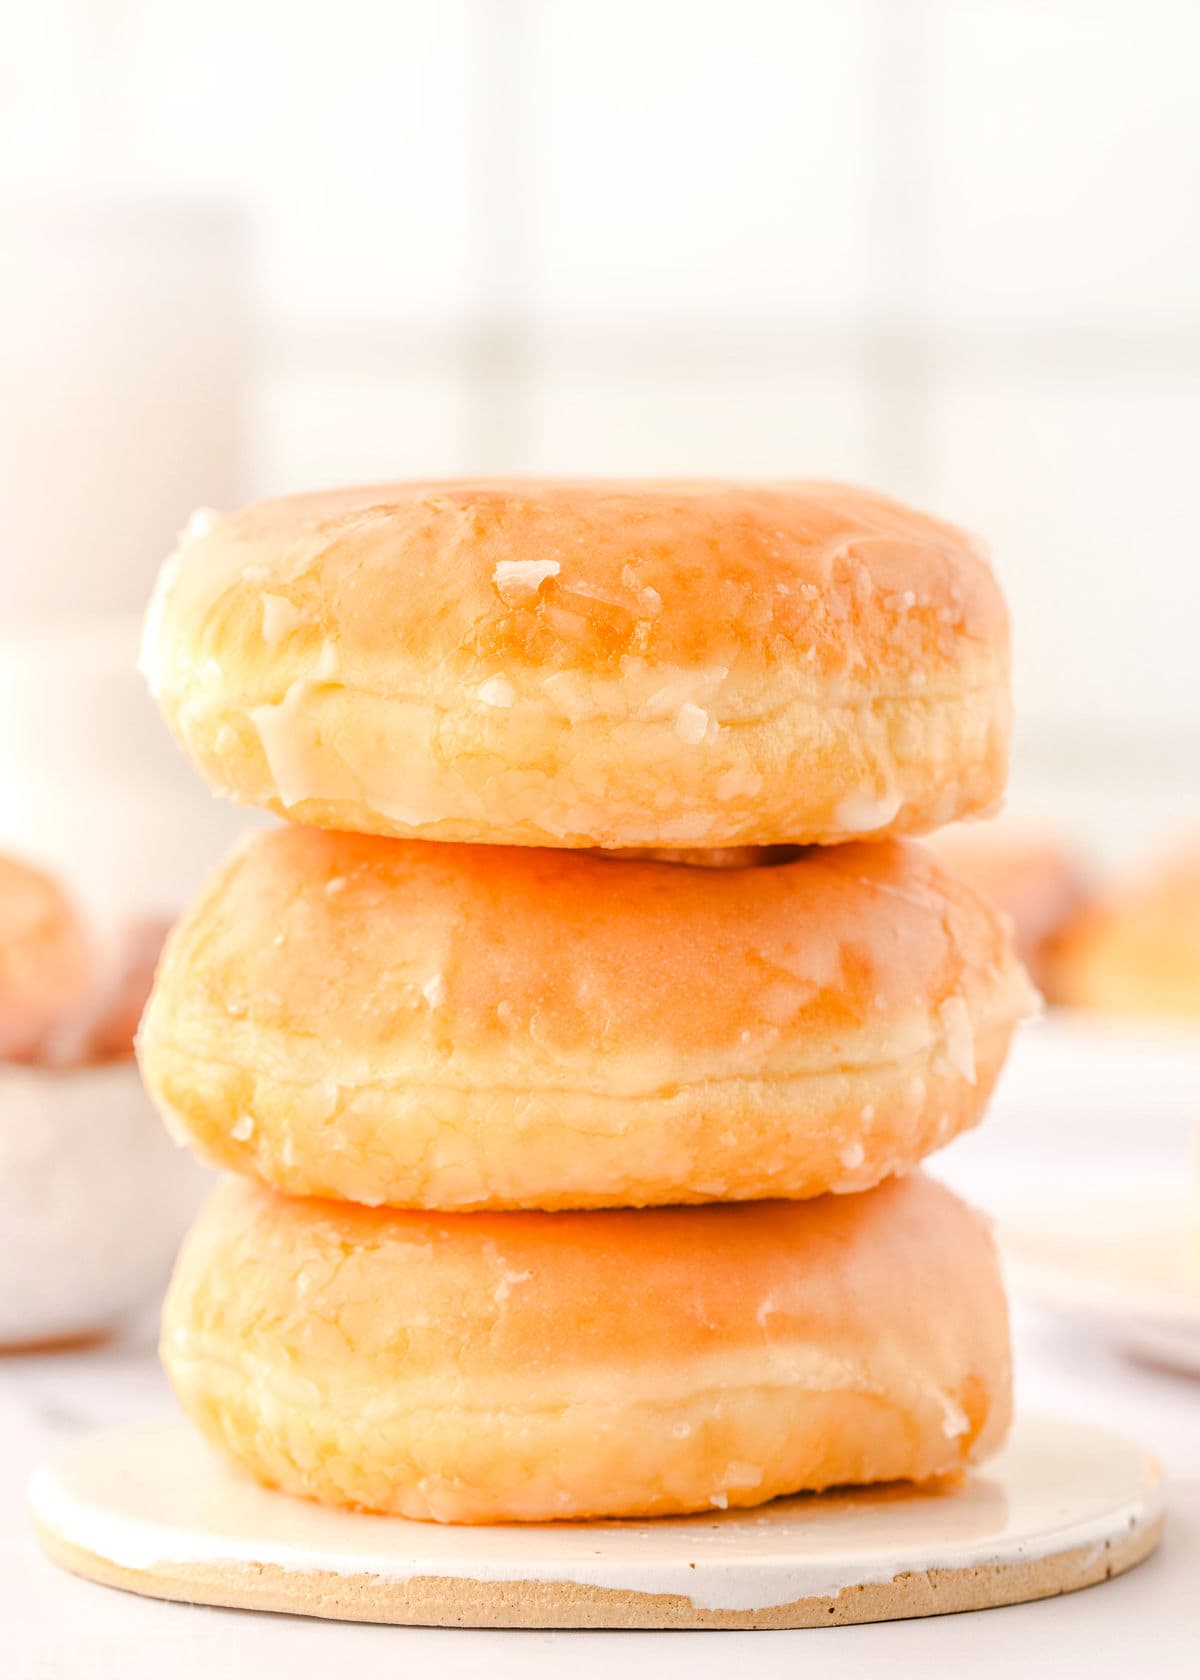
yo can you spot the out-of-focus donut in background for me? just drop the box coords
[0,855,94,1062]
[0,854,204,1351]
[1045,837,1200,1021]
[928,823,1090,996]
[40,914,175,1068]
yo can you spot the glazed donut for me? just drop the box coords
[0,854,92,1061]
[1046,837,1200,1018]
[161,1171,1011,1523]
[42,916,171,1068]
[929,822,1088,992]
[138,829,1033,1211]
[140,481,1010,850]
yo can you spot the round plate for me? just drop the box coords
[30,1415,1162,1630]
[1003,1195,1200,1375]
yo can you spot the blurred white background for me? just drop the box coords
[2,0,1199,898]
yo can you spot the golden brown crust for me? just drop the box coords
[161,1173,1012,1523]
[142,481,1010,849]
[0,855,93,1061]
[1045,838,1200,1018]
[138,831,1032,1211]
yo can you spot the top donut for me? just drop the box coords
[142,480,1010,849]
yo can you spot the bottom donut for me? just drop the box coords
[161,1172,1011,1525]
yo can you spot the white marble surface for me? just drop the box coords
[2,1301,1196,1679]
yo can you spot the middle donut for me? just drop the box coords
[138,829,1033,1211]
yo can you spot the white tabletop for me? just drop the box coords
[3,1299,1196,1679]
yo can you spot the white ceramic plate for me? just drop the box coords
[29,1415,1163,1630]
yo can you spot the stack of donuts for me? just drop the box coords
[138,481,1034,1523]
